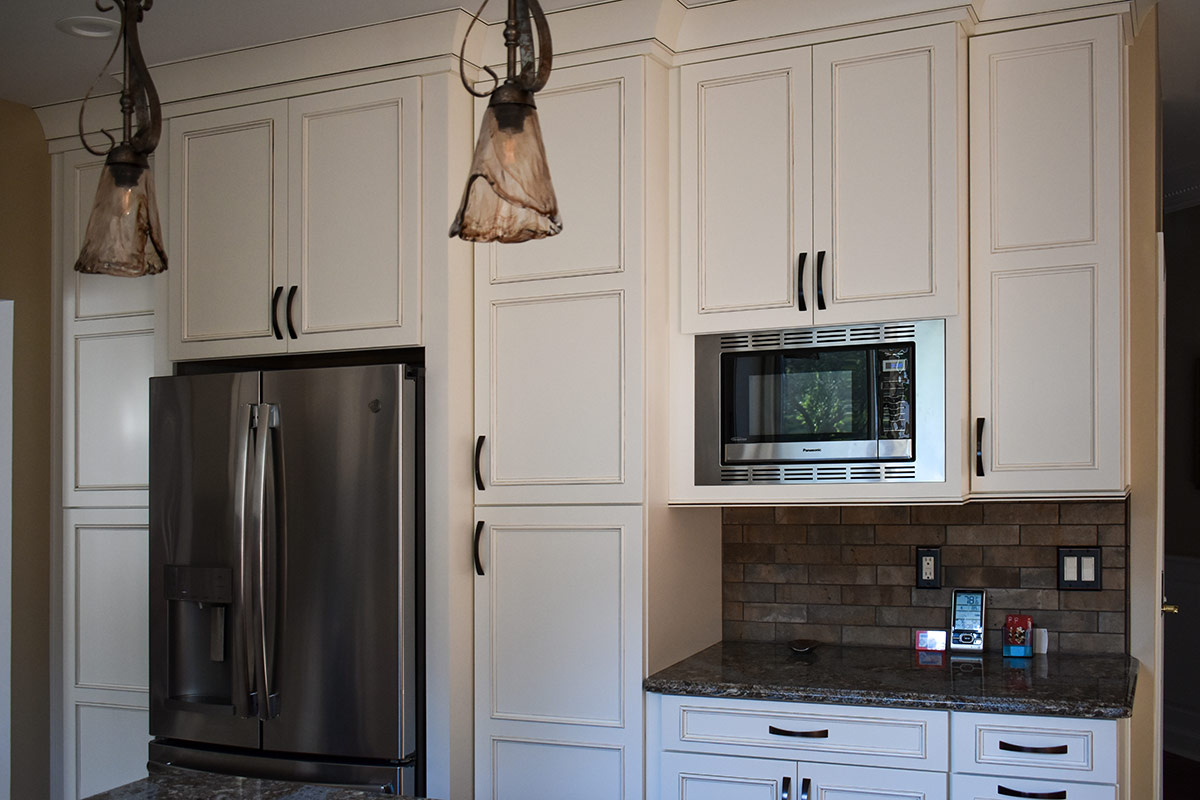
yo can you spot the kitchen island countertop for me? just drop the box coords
[644,640,1137,719]
[83,765,429,800]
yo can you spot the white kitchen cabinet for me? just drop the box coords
[473,58,644,506]
[473,505,643,800]
[968,17,1125,496]
[168,78,422,360]
[679,23,963,334]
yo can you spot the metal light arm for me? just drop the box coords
[458,0,553,101]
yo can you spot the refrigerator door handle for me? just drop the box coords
[251,403,284,721]
[233,403,258,718]
[265,403,286,721]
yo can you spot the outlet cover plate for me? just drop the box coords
[916,547,941,589]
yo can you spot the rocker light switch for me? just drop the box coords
[1058,547,1102,590]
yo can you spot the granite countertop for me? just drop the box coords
[83,765,426,800]
[644,641,1137,719]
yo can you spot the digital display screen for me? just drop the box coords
[954,591,984,628]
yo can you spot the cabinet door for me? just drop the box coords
[168,102,288,359]
[811,24,964,325]
[801,760,947,799]
[286,78,422,351]
[474,59,644,505]
[661,752,796,800]
[679,48,813,333]
[474,506,643,800]
[968,18,1124,495]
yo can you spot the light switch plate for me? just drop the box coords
[1058,547,1102,590]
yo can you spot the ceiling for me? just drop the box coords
[1,0,1196,205]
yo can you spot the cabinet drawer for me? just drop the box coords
[660,695,948,771]
[951,712,1117,784]
[951,773,1116,800]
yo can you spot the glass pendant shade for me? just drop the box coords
[75,153,166,277]
[451,101,562,243]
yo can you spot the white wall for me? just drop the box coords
[1,298,14,800]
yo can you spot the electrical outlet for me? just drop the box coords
[1058,547,1102,590]
[916,547,940,589]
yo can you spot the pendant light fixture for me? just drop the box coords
[75,0,166,277]
[450,0,562,244]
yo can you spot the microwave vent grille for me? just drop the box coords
[718,322,917,352]
[718,462,921,484]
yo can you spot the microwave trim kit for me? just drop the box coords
[694,318,946,485]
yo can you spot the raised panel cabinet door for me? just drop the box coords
[660,752,797,800]
[968,17,1124,495]
[679,48,813,334]
[168,101,288,360]
[799,760,947,800]
[811,24,964,325]
[286,78,422,351]
[474,506,643,800]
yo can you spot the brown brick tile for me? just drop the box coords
[942,545,983,566]
[744,524,806,544]
[775,544,843,564]
[1103,547,1127,568]
[842,544,911,566]
[987,587,1060,610]
[744,564,808,584]
[744,603,808,624]
[807,604,876,625]
[877,565,917,585]
[841,626,912,647]
[723,583,774,603]
[946,525,1021,545]
[982,546,1058,568]
[912,504,983,524]
[842,585,910,606]
[723,563,744,583]
[1027,609,1097,632]
[723,525,744,543]
[723,601,744,621]
[724,507,775,524]
[875,525,946,545]
[983,502,1059,524]
[943,566,1020,588]
[775,506,841,524]
[1041,630,1060,652]
[1019,567,1059,588]
[1020,525,1098,546]
[806,524,874,544]
[1102,568,1125,590]
[1098,525,1127,546]
[841,506,910,524]
[723,543,775,563]
[1098,612,1126,633]
[1058,632,1125,654]
[911,587,954,607]
[810,565,877,585]
[1059,501,1126,525]
[776,584,842,604]
[875,606,948,628]
[984,609,1012,633]
[724,620,775,641]
[774,623,842,644]
[1060,590,1125,611]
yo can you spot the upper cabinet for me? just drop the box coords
[968,17,1125,496]
[167,78,422,360]
[679,23,965,334]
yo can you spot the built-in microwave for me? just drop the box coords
[695,319,945,485]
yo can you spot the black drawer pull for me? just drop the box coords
[800,777,810,800]
[975,417,986,477]
[999,740,1069,755]
[270,286,283,340]
[285,285,298,339]
[474,435,486,491]
[768,725,829,738]
[997,785,1067,799]
[797,252,807,312]
[781,776,790,800]
[815,250,826,310]
[473,520,485,577]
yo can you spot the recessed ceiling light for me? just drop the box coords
[55,15,120,39]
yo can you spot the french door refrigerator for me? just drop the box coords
[147,363,422,794]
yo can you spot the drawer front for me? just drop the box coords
[951,712,1117,784]
[951,773,1116,800]
[660,695,949,771]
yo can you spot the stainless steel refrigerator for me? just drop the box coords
[147,363,422,794]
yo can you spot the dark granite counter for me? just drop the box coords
[644,641,1137,719]
[82,765,425,800]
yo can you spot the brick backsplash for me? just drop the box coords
[722,500,1128,654]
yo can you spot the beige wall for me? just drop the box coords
[0,100,52,800]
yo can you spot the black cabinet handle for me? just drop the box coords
[999,740,1069,755]
[997,786,1066,799]
[815,251,826,310]
[473,520,485,576]
[800,777,810,800]
[285,286,298,339]
[975,417,985,477]
[768,725,829,738]
[474,435,486,491]
[781,776,790,800]
[270,287,283,340]
[797,253,807,312]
